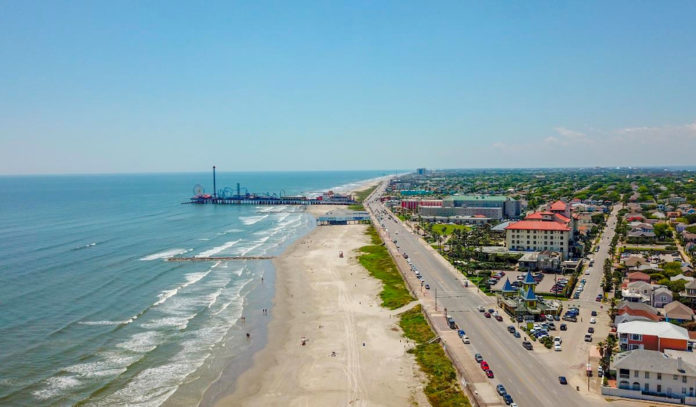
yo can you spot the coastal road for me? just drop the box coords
[364,186,612,407]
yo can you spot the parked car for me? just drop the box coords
[485,369,494,378]
[559,376,568,385]
[457,329,465,337]
[475,353,483,363]
[503,394,513,405]
[447,316,457,329]
[495,315,503,321]
[478,305,485,312]
[484,312,491,318]
[588,327,595,334]
[425,284,430,289]
[554,343,562,351]
[584,334,593,342]
[496,384,507,396]
[554,336,562,345]
[513,331,521,338]
[591,310,597,316]
[480,361,489,370]
[462,336,470,344]
[507,325,516,333]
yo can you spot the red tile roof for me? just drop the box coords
[550,200,567,211]
[524,211,571,224]
[627,272,651,281]
[505,220,570,231]
[617,308,662,322]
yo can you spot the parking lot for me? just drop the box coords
[489,270,569,294]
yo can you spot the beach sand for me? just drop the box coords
[215,205,428,407]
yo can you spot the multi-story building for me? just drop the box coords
[618,321,689,352]
[440,195,521,218]
[505,215,571,259]
[609,349,696,401]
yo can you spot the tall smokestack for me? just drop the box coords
[213,166,217,198]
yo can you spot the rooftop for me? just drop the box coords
[617,321,689,341]
[444,195,513,202]
[612,349,696,376]
[505,220,570,231]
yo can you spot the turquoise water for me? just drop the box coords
[0,171,384,406]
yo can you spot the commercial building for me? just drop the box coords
[505,213,572,259]
[440,195,521,218]
[618,321,689,352]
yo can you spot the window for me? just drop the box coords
[634,370,639,378]
[631,334,642,341]
[619,369,630,379]
[645,383,649,392]
[658,373,662,380]
[684,376,687,383]
[674,374,679,380]
[645,372,650,379]
[657,384,662,393]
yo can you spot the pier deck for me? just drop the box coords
[166,256,274,262]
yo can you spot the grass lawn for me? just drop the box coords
[400,305,471,407]
[347,203,365,211]
[432,223,471,235]
[357,226,414,309]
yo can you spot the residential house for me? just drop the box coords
[616,307,663,325]
[628,272,652,284]
[622,281,653,304]
[618,321,689,352]
[624,256,648,270]
[672,274,695,284]
[628,223,656,239]
[682,231,696,244]
[653,287,674,309]
[609,349,696,401]
[682,280,696,306]
[664,301,695,323]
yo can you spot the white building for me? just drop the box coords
[608,349,696,404]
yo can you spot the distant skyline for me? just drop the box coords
[1,1,695,175]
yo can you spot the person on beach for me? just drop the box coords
[246,332,251,340]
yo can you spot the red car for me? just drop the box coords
[495,315,503,321]
[485,369,494,378]
[480,361,489,370]
[484,312,491,318]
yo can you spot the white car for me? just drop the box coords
[554,336,562,345]
[554,343,562,351]
[590,317,597,324]
[462,336,470,344]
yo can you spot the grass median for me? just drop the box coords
[357,225,414,309]
[400,305,471,407]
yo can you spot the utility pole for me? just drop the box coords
[435,288,438,311]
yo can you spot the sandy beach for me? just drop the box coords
[216,205,428,407]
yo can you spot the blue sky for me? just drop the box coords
[1,1,695,174]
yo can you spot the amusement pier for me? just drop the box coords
[187,166,357,206]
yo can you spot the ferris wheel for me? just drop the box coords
[192,184,205,196]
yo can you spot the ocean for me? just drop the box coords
[0,171,385,406]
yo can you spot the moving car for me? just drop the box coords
[584,334,593,342]
[591,310,597,316]
[590,317,597,324]
[522,341,533,350]
[559,376,568,385]
[560,323,567,331]
[588,327,595,334]
[425,284,430,290]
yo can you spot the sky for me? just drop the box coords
[1,1,696,175]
